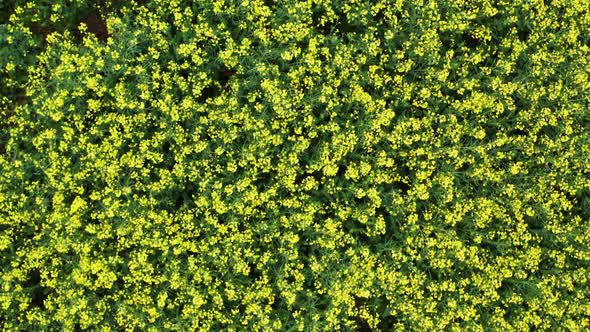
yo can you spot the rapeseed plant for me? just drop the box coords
[1,0,589,330]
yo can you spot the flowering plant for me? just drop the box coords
[1,0,589,330]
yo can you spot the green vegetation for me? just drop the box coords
[1,0,589,330]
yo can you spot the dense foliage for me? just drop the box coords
[1,0,590,330]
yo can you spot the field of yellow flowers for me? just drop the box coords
[1,0,590,330]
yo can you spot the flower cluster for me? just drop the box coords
[1,0,589,330]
